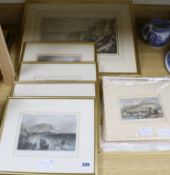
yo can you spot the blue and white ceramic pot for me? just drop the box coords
[142,19,170,47]
[165,51,170,72]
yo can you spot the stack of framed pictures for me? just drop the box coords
[0,42,98,174]
[21,1,140,75]
[18,42,97,81]
[101,76,170,151]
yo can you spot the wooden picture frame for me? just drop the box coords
[0,97,97,174]
[18,62,97,82]
[21,42,96,62]
[11,81,96,97]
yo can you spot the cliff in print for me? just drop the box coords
[41,17,117,54]
[17,114,77,151]
[120,97,164,120]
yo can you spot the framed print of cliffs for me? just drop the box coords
[22,2,139,74]
[0,98,96,174]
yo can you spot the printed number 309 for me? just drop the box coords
[82,162,90,167]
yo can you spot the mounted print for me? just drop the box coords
[22,42,96,62]
[102,77,170,141]
[120,97,164,120]
[0,98,96,174]
[17,113,77,152]
[22,2,139,74]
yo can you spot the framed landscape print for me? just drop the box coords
[22,2,139,74]
[22,42,96,62]
[18,62,97,81]
[102,76,170,141]
[0,98,96,174]
[11,81,96,97]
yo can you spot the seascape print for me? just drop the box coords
[120,97,164,120]
[17,114,77,151]
[40,17,118,54]
[37,55,81,62]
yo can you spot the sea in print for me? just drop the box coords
[17,114,77,151]
[37,55,81,62]
[120,97,164,120]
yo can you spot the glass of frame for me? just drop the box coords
[11,81,96,97]
[102,76,170,141]
[18,62,97,81]
[22,1,139,74]
[0,98,96,174]
[22,42,96,62]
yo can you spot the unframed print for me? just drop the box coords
[120,97,164,120]
[103,77,170,141]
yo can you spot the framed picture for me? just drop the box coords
[22,42,96,62]
[11,81,96,97]
[102,76,170,141]
[0,98,96,174]
[22,1,139,74]
[18,62,97,81]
